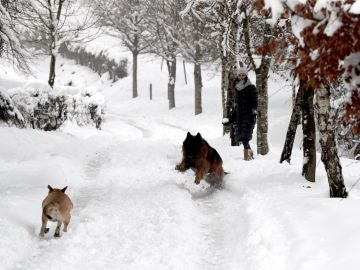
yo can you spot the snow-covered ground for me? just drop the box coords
[0,53,359,270]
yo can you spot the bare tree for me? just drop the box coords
[178,5,218,115]
[18,0,94,87]
[183,0,241,142]
[144,0,184,110]
[93,0,151,98]
[240,3,278,155]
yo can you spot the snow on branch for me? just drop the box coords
[0,3,30,72]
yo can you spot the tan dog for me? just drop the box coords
[40,185,73,237]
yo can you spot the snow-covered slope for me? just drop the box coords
[0,54,359,270]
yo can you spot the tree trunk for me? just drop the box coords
[222,55,238,145]
[280,89,302,163]
[47,0,64,88]
[183,60,187,85]
[0,32,3,57]
[0,0,5,57]
[194,44,202,115]
[301,87,316,182]
[132,51,138,98]
[194,62,202,115]
[167,56,176,110]
[221,8,239,140]
[48,53,56,87]
[256,65,270,155]
[221,56,229,127]
[315,86,347,198]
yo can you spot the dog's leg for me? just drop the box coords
[195,162,210,185]
[39,214,48,237]
[54,221,62,237]
[175,159,188,172]
[63,216,70,232]
[214,166,225,182]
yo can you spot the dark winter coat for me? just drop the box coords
[230,77,258,142]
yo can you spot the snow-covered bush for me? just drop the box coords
[0,83,105,130]
[59,42,128,82]
[0,87,25,128]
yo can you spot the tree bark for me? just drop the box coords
[132,51,138,98]
[315,86,347,198]
[301,87,316,182]
[0,0,5,56]
[194,43,202,115]
[221,6,239,140]
[0,29,3,57]
[183,60,187,85]
[48,52,56,88]
[194,62,202,115]
[221,56,229,127]
[167,55,176,110]
[256,64,270,155]
[223,57,238,146]
[47,0,64,88]
[280,89,302,163]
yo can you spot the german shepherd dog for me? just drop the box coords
[40,185,73,237]
[176,132,224,185]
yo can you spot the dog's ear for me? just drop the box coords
[61,186,68,193]
[48,185,54,192]
[196,132,202,139]
[186,132,191,138]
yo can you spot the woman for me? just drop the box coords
[224,67,258,160]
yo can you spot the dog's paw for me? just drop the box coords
[175,164,186,172]
[54,233,60,238]
[44,228,50,234]
[194,179,200,185]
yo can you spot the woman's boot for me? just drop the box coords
[244,149,254,160]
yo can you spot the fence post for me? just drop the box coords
[150,83,152,100]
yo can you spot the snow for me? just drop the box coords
[350,0,360,14]
[265,0,356,42]
[343,53,360,90]
[69,33,130,65]
[1,51,360,270]
[263,0,284,24]
[291,16,314,47]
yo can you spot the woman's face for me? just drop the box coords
[238,73,246,80]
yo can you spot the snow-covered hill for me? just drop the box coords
[0,54,359,270]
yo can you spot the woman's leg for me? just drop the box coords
[242,140,251,150]
[242,140,254,160]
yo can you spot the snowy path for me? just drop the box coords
[0,116,284,270]
[0,123,296,270]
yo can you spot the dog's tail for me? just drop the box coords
[43,202,59,220]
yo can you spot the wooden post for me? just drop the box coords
[150,83,152,100]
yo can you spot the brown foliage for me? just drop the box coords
[254,0,360,134]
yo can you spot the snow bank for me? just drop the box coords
[0,82,105,130]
